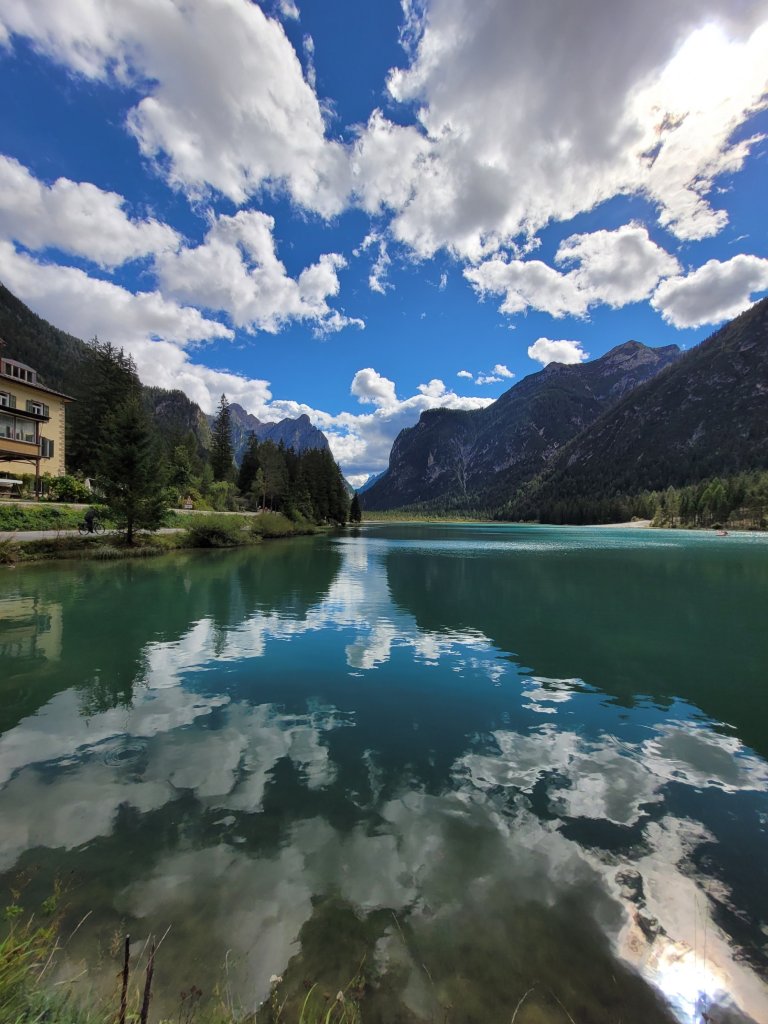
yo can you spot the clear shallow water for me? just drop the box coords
[0,525,767,1024]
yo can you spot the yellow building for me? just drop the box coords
[0,354,73,489]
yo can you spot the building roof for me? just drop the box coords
[0,370,75,402]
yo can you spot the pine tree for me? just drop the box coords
[68,338,141,476]
[350,493,362,522]
[168,444,193,498]
[210,394,234,482]
[98,396,167,545]
[259,440,287,509]
[237,434,260,493]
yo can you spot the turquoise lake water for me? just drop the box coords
[0,524,767,1023]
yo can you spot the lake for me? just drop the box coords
[1,524,767,1024]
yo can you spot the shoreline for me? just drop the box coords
[0,515,330,568]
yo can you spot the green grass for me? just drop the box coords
[0,900,361,1024]
[0,534,176,565]
[0,504,99,532]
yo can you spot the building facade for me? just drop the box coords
[0,355,72,487]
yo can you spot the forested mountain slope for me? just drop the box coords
[512,296,768,521]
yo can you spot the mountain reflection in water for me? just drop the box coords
[0,525,766,1024]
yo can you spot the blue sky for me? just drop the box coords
[0,0,767,484]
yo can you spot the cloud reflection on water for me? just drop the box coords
[0,531,766,1023]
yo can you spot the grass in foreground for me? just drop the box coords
[0,911,360,1024]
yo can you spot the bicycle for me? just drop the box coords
[78,518,106,535]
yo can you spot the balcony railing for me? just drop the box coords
[0,436,40,459]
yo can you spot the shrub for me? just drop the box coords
[183,514,248,548]
[47,475,92,503]
[249,512,320,539]
[0,538,18,565]
[250,511,297,538]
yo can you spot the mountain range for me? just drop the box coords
[363,297,768,518]
[363,339,681,510]
[515,296,768,520]
[225,404,329,463]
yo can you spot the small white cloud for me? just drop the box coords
[492,363,514,378]
[350,368,398,408]
[439,272,448,290]
[417,379,447,398]
[476,374,502,385]
[278,0,300,19]
[457,369,474,379]
[651,254,768,328]
[368,241,392,295]
[528,338,589,367]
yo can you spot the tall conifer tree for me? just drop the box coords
[98,396,167,544]
[210,394,235,481]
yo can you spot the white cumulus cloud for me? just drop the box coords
[555,224,680,308]
[417,378,446,398]
[651,254,768,328]
[278,0,299,19]
[492,363,514,378]
[156,209,362,335]
[0,0,349,214]
[465,224,682,320]
[457,369,473,379]
[464,257,589,319]
[0,155,180,268]
[5,0,766,257]
[528,338,590,367]
[380,0,768,258]
[0,241,232,350]
[350,368,398,408]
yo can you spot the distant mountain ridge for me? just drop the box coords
[357,470,386,494]
[225,404,330,463]
[363,340,681,510]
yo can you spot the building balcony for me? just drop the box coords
[0,436,40,460]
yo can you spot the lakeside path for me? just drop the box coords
[0,527,184,541]
[0,504,261,542]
